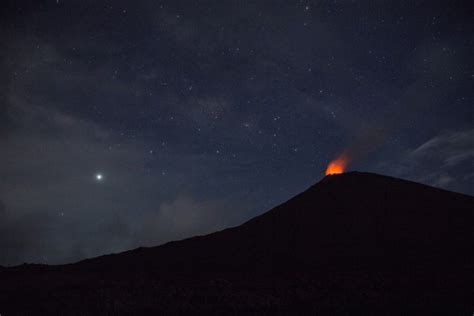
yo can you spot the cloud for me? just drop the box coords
[410,130,474,167]
[394,129,474,195]
[133,195,240,246]
[0,199,53,266]
[0,101,247,266]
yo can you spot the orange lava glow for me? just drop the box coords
[325,156,348,175]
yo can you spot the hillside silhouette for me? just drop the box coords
[1,172,473,315]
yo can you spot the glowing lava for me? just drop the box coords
[325,155,349,175]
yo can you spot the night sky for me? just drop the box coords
[1,0,473,266]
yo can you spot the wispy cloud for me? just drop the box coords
[0,103,247,266]
[393,129,474,195]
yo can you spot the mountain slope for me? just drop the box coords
[1,172,473,315]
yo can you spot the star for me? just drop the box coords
[96,174,103,181]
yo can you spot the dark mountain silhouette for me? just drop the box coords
[1,172,473,315]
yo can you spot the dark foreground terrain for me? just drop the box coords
[1,172,473,315]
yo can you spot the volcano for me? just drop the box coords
[1,172,473,314]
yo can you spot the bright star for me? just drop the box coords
[96,174,103,181]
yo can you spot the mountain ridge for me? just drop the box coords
[82,171,474,265]
[1,171,473,314]
[5,171,472,270]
